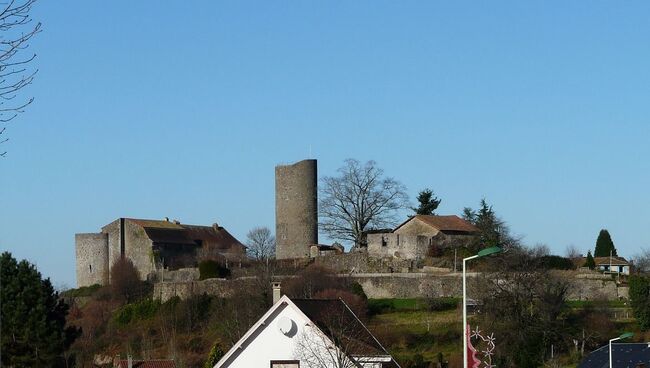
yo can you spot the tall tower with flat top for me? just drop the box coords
[275,159,318,259]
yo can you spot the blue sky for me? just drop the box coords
[1,1,649,287]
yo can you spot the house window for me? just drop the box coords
[397,234,400,246]
[381,236,387,247]
[270,360,299,368]
[89,264,92,273]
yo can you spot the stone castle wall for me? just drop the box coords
[152,271,626,302]
[75,233,109,287]
[275,159,318,259]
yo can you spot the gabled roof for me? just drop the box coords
[214,295,398,368]
[124,218,245,250]
[293,299,389,357]
[394,215,478,233]
[593,256,630,266]
[579,343,650,368]
[114,359,176,368]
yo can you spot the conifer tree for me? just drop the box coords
[585,250,596,269]
[412,188,441,215]
[594,229,617,257]
[204,341,225,368]
[0,252,79,366]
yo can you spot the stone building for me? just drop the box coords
[366,215,478,260]
[75,218,246,287]
[275,159,318,259]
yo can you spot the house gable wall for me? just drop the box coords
[366,233,429,260]
[394,218,440,237]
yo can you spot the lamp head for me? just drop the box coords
[619,332,634,340]
[477,246,503,258]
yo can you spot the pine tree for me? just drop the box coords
[0,252,79,367]
[412,189,441,216]
[585,251,596,270]
[203,341,225,368]
[594,229,617,257]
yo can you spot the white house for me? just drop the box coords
[214,285,399,368]
[593,256,631,275]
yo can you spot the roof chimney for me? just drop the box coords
[164,217,169,222]
[272,282,281,304]
[212,222,220,231]
[127,355,133,368]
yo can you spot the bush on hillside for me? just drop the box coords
[536,255,575,270]
[199,260,231,280]
[113,298,161,325]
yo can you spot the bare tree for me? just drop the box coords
[110,257,144,303]
[633,247,650,273]
[319,159,409,248]
[294,300,384,368]
[564,244,582,259]
[0,0,41,157]
[246,226,275,261]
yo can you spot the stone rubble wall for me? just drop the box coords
[153,270,626,302]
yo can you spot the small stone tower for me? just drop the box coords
[275,159,318,259]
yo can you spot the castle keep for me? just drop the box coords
[75,218,246,287]
[275,159,318,259]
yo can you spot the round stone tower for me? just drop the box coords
[275,159,318,259]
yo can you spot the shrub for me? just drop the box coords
[203,341,225,368]
[199,260,231,280]
[63,284,102,297]
[113,298,161,325]
[427,297,459,311]
[111,257,147,303]
[536,255,575,270]
[630,275,650,330]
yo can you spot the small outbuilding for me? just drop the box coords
[365,215,478,260]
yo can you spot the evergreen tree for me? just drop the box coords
[585,251,596,269]
[412,189,441,215]
[203,341,225,368]
[0,252,79,367]
[594,229,617,257]
[463,199,510,248]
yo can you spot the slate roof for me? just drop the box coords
[292,299,389,357]
[126,218,246,250]
[394,215,478,233]
[579,343,650,368]
[114,359,176,368]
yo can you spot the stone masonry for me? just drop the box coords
[75,233,109,286]
[275,159,318,259]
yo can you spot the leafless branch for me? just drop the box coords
[319,159,409,247]
[0,0,40,156]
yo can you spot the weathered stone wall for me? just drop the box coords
[151,271,627,302]
[75,233,109,287]
[153,278,249,302]
[314,252,415,273]
[351,273,466,299]
[275,159,318,260]
[123,219,155,280]
[149,267,200,283]
[102,219,121,280]
[366,233,429,260]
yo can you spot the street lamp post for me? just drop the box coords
[463,246,502,368]
[609,332,633,368]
